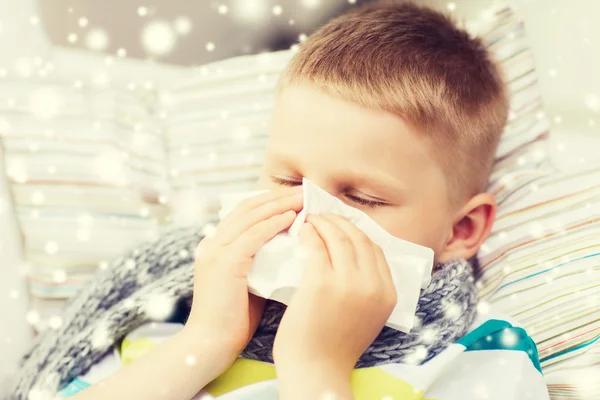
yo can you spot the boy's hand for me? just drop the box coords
[185,186,303,369]
[273,214,397,399]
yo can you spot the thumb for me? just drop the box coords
[299,222,330,269]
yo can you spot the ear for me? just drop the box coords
[438,193,497,263]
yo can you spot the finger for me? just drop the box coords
[324,214,377,274]
[217,189,303,245]
[232,185,302,215]
[219,185,301,227]
[306,214,356,271]
[231,209,297,259]
[248,293,266,336]
[299,222,331,272]
[372,243,394,287]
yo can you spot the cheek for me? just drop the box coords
[376,206,449,251]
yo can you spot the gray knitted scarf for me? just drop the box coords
[5,225,477,399]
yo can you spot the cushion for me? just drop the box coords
[0,81,170,328]
[477,161,600,399]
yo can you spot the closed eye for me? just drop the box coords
[270,176,388,208]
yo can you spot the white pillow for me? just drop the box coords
[477,161,600,399]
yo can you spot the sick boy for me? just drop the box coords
[23,1,527,399]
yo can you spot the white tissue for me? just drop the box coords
[218,178,434,332]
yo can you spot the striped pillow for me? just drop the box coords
[0,84,169,328]
[477,162,600,399]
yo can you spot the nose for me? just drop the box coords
[300,176,339,198]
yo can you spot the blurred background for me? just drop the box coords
[1,0,599,388]
[29,0,600,124]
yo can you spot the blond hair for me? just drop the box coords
[278,1,509,202]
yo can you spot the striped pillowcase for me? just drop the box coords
[477,162,600,399]
[472,3,554,205]
[0,84,169,328]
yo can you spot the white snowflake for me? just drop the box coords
[500,328,518,347]
[141,20,176,56]
[272,5,283,15]
[28,88,64,120]
[48,316,63,329]
[91,321,112,348]
[528,222,545,239]
[301,0,320,8]
[179,249,189,259]
[421,327,438,344]
[202,223,217,238]
[93,152,125,183]
[444,302,462,320]
[85,29,109,51]
[174,17,192,35]
[28,142,39,152]
[477,301,490,315]
[319,392,337,400]
[185,354,197,366]
[471,383,490,399]
[28,389,54,400]
[78,17,88,27]
[77,229,91,242]
[6,158,28,183]
[26,310,41,326]
[405,346,428,365]
[31,190,45,205]
[53,270,67,283]
[91,71,110,87]
[232,0,269,22]
[585,94,600,112]
[144,293,176,320]
[45,241,59,255]
[138,6,149,17]
[78,213,95,227]
[14,57,33,77]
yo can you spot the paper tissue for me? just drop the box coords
[218,178,434,332]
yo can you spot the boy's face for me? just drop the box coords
[257,85,458,262]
